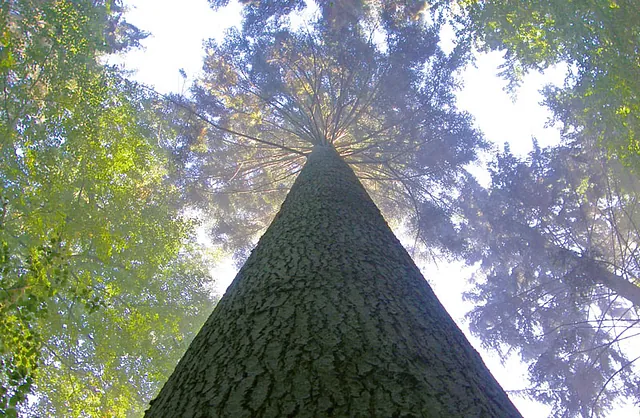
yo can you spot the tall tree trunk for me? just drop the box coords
[146,145,521,417]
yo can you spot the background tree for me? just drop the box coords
[442,1,640,414]
[452,0,640,168]
[0,1,216,415]
[460,142,640,417]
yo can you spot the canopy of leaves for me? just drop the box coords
[173,1,484,262]
[453,0,640,168]
[0,1,215,415]
[209,0,433,34]
[460,143,640,417]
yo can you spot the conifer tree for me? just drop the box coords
[147,2,519,416]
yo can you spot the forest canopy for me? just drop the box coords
[1,0,638,417]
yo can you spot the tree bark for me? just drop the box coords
[598,268,640,307]
[146,145,521,417]
[582,256,640,308]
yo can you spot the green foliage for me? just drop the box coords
[0,0,214,415]
[454,0,640,168]
[24,248,215,417]
[460,143,640,417]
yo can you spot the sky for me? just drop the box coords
[114,1,633,416]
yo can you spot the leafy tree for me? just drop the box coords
[452,0,640,167]
[0,1,215,415]
[460,143,640,417]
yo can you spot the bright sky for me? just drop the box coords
[116,1,632,416]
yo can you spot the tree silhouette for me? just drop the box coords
[460,143,640,417]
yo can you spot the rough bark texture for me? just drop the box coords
[146,145,521,417]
